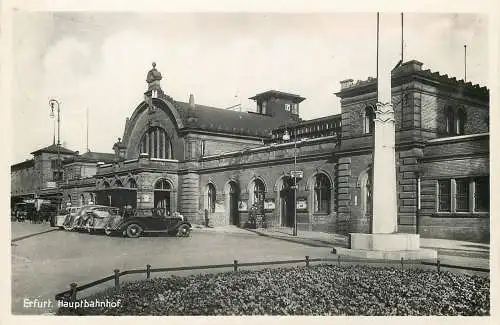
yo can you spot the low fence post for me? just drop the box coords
[146,264,151,279]
[305,256,310,267]
[400,257,404,272]
[437,259,441,274]
[114,269,120,293]
[70,283,77,303]
[233,260,238,272]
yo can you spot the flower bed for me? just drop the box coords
[58,264,489,316]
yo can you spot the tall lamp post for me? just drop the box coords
[282,129,298,236]
[49,99,61,208]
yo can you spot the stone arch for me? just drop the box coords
[123,99,184,159]
[247,177,267,207]
[153,177,174,190]
[204,182,217,213]
[309,172,333,214]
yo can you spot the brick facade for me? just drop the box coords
[12,60,489,243]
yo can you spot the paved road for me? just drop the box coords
[11,226,332,315]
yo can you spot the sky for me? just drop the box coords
[10,11,488,163]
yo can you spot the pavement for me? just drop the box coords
[14,222,490,263]
[192,224,490,270]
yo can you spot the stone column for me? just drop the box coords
[372,13,398,234]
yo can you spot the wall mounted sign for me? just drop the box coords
[290,170,304,179]
[238,200,248,212]
[296,199,307,210]
[264,199,276,210]
[138,194,151,203]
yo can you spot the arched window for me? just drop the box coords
[364,106,375,134]
[456,108,466,135]
[154,179,171,190]
[207,183,216,213]
[80,194,84,206]
[128,178,137,188]
[359,168,373,216]
[103,181,110,188]
[314,174,331,213]
[251,179,266,208]
[115,179,124,188]
[139,127,173,159]
[445,106,467,136]
[67,194,72,206]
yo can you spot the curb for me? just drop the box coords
[11,228,59,243]
[245,229,335,248]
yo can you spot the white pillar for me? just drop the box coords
[372,13,398,234]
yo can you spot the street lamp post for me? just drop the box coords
[49,99,61,208]
[282,129,298,236]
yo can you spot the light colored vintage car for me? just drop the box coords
[83,206,120,233]
[59,206,82,230]
[63,205,117,231]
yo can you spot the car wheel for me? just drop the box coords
[126,223,143,238]
[177,224,191,237]
[104,225,113,236]
[85,219,93,233]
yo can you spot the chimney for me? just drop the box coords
[189,94,195,108]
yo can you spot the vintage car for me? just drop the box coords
[82,206,120,233]
[104,208,192,238]
[61,206,83,230]
[63,205,118,231]
[53,208,71,229]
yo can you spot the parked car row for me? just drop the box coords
[52,205,192,238]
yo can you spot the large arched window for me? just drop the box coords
[364,106,375,134]
[80,194,85,206]
[207,183,216,213]
[139,127,173,159]
[154,179,172,190]
[251,179,266,208]
[314,174,331,213]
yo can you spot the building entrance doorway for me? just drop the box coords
[154,179,172,215]
[280,177,295,227]
[228,182,239,226]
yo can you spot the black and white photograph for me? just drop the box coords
[3,0,497,320]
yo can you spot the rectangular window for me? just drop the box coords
[455,179,469,212]
[438,180,451,212]
[284,104,291,112]
[475,177,489,212]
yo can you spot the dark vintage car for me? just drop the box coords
[104,208,192,238]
